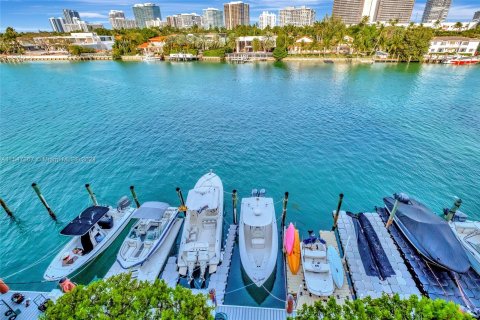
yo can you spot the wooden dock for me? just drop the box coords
[105,218,183,282]
[286,230,352,310]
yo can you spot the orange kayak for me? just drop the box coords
[287,229,301,275]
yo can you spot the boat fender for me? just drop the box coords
[0,278,9,294]
[59,277,76,293]
[286,294,294,314]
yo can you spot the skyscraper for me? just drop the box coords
[133,3,161,28]
[473,11,480,22]
[421,0,451,23]
[375,0,414,23]
[279,6,315,27]
[223,1,250,29]
[167,13,202,29]
[203,8,224,29]
[63,9,81,24]
[49,17,65,33]
[109,10,137,29]
[332,0,413,24]
[258,11,276,29]
[332,0,364,24]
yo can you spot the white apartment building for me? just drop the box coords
[279,6,315,27]
[258,11,276,29]
[203,8,224,29]
[109,10,137,29]
[145,18,168,27]
[428,37,479,55]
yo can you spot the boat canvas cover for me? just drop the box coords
[186,187,219,211]
[241,197,275,227]
[132,201,170,220]
[60,206,110,236]
[384,197,470,273]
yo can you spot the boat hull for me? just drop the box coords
[451,221,480,275]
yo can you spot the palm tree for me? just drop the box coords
[454,22,463,31]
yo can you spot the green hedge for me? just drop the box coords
[202,48,226,57]
[293,294,473,320]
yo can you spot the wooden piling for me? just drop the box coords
[85,184,98,206]
[0,198,13,218]
[176,187,187,215]
[232,190,238,225]
[281,192,289,230]
[130,186,141,208]
[332,193,344,230]
[386,199,400,228]
[31,183,57,221]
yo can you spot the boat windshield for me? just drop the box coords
[466,231,480,254]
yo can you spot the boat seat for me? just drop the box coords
[252,238,265,249]
[187,227,198,242]
[304,250,326,259]
[304,261,330,273]
[251,227,265,239]
[146,230,158,241]
[203,219,217,229]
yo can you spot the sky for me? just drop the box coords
[0,0,479,31]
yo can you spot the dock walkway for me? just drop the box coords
[286,230,352,309]
[162,224,238,305]
[377,207,480,311]
[105,218,183,282]
[216,305,286,320]
[336,211,420,299]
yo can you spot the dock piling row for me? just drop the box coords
[130,185,141,208]
[31,182,57,221]
[0,198,14,218]
[332,193,344,230]
[85,184,98,206]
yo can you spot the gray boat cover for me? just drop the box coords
[384,196,470,273]
[132,201,170,220]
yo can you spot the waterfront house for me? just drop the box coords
[428,37,480,56]
[32,32,114,53]
[235,36,277,52]
[290,36,315,53]
[138,36,168,55]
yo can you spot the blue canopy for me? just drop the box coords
[60,206,110,236]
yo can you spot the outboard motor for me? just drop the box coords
[394,193,410,204]
[259,189,266,197]
[117,196,131,211]
[251,189,258,197]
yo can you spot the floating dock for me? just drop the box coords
[0,290,62,320]
[336,211,421,299]
[105,218,183,282]
[216,305,286,320]
[377,207,480,311]
[162,224,238,305]
[286,230,352,309]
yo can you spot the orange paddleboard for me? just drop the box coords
[287,229,301,275]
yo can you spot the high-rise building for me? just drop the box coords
[421,0,451,23]
[279,6,315,27]
[109,10,137,29]
[166,13,202,29]
[258,11,276,29]
[471,10,480,22]
[223,1,250,29]
[203,8,224,29]
[145,18,167,27]
[63,9,81,24]
[333,0,413,24]
[49,17,65,33]
[375,0,414,23]
[133,3,161,28]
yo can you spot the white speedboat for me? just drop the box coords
[301,233,334,296]
[239,190,278,287]
[44,198,135,281]
[117,202,179,269]
[450,215,480,275]
[177,171,223,283]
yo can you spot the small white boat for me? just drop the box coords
[44,198,135,281]
[450,217,480,275]
[177,171,223,283]
[301,233,334,296]
[239,189,278,287]
[117,202,179,269]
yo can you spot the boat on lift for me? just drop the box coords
[443,56,479,65]
[239,189,278,287]
[177,171,224,283]
[301,231,334,296]
[44,197,135,281]
[117,202,179,269]
[383,193,470,273]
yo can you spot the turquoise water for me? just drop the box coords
[1,61,479,306]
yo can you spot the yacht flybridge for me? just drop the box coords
[44,198,135,281]
[177,171,224,283]
[239,189,278,287]
[117,202,179,269]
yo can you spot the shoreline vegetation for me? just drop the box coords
[1,17,479,63]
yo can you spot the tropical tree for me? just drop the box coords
[0,27,23,54]
[252,38,261,52]
[454,22,463,31]
[41,274,213,319]
[294,294,473,320]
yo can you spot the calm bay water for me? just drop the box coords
[0,61,479,307]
